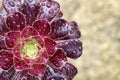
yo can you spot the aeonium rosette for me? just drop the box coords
[0,0,82,80]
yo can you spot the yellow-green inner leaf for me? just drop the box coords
[20,39,40,59]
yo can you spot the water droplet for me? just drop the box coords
[5,58,9,61]
[46,3,51,8]
[13,21,16,24]
[73,50,76,54]
[17,25,20,27]
[8,1,15,7]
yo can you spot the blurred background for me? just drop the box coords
[0,0,120,80]
[58,0,120,80]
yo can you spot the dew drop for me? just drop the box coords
[8,1,15,7]
[16,66,20,68]
[73,50,76,54]
[17,25,20,27]
[41,3,45,6]
[13,21,16,24]
[5,58,9,61]
[49,9,54,14]
[16,14,19,17]
[46,3,51,8]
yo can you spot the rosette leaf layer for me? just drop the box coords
[0,0,83,80]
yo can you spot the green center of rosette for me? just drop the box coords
[20,39,40,59]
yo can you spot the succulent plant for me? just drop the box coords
[0,0,82,80]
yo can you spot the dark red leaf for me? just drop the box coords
[33,20,51,36]
[35,50,49,64]
[6,12,26,31]
[44,37,57,56]
[5,31,20,48]
[61,63,78,80]
[21,1,40,25]
[14,57,30,70]
[49,49,67,67]
[49,19,81,40]
[23,57,35,66]
[39,0,60,21]
[58,39,82,59]
[0,51,13,70]
[29,64,47,78]
[11,44,21,58]
[21,26,39,39]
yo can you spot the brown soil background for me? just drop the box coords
[0,0,120,80]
